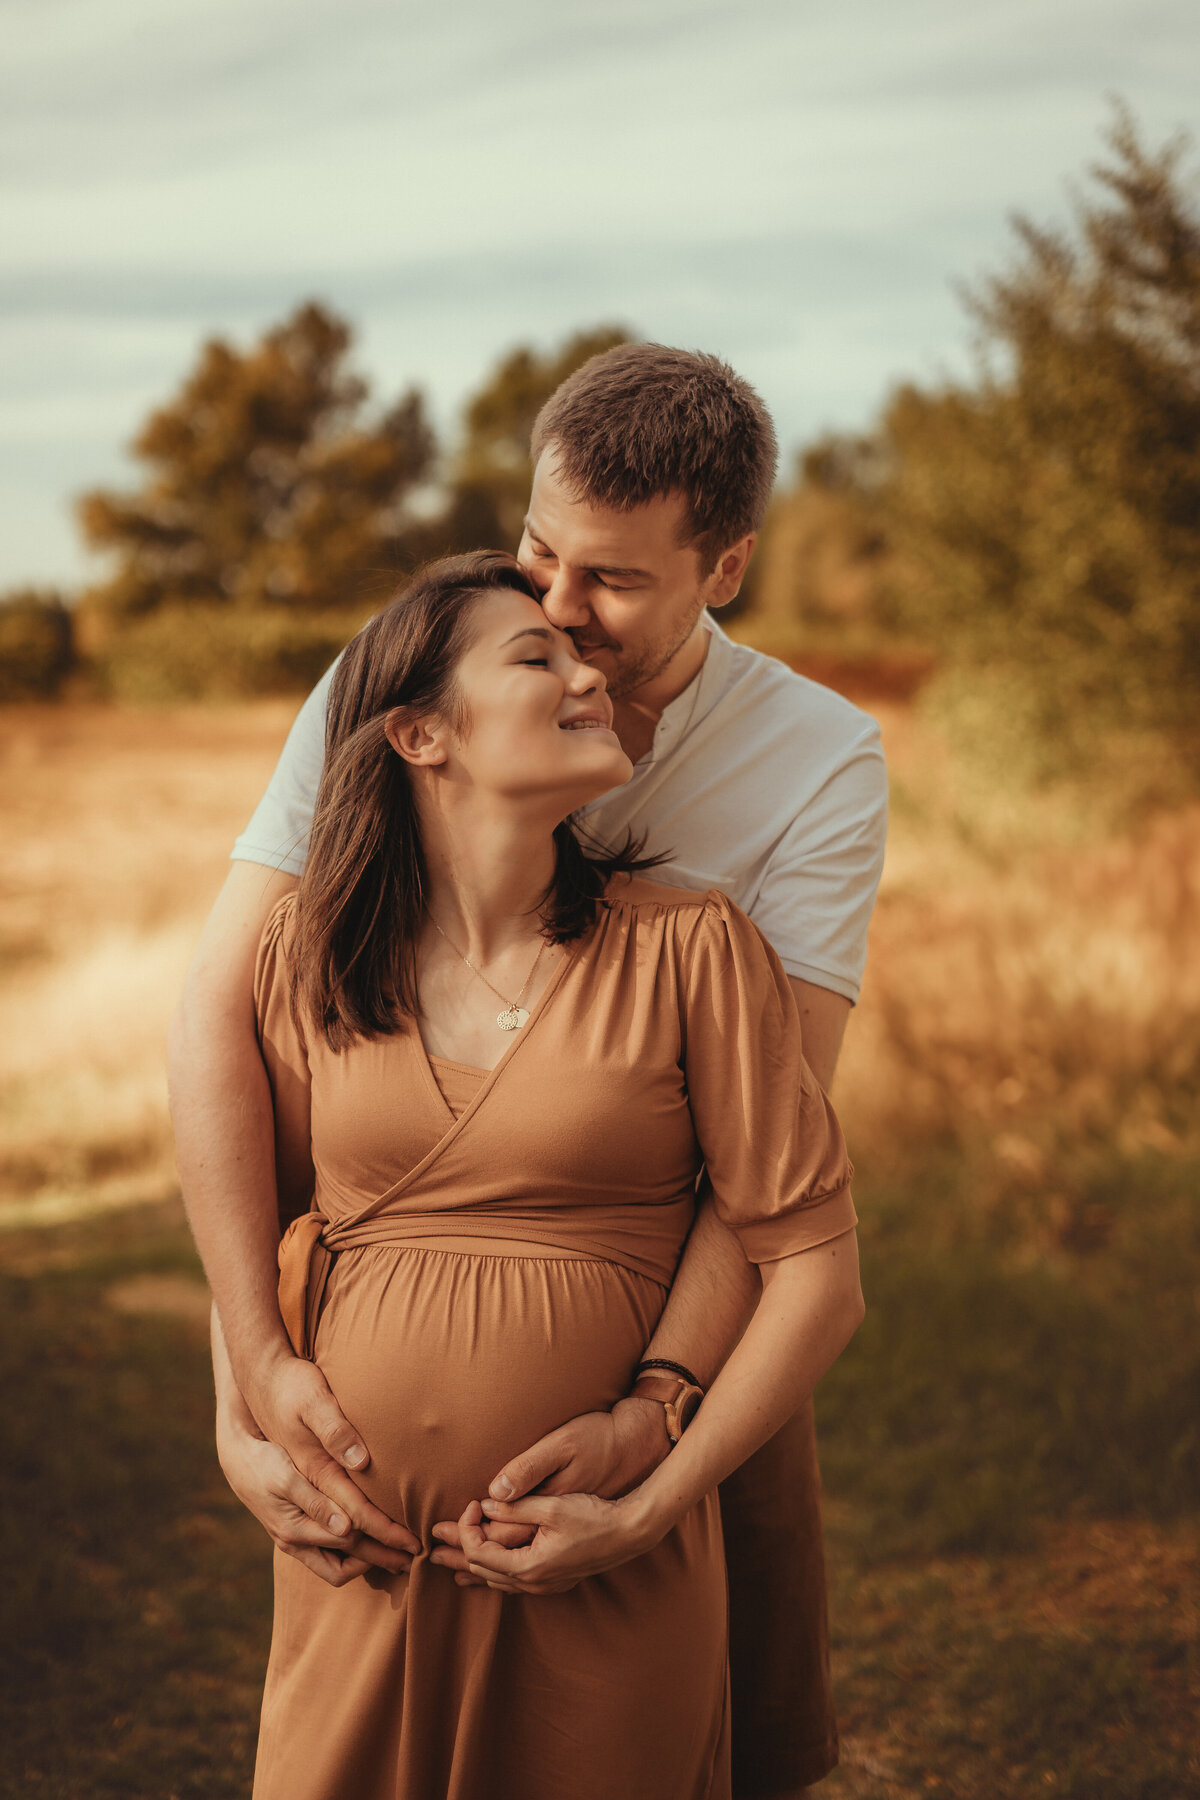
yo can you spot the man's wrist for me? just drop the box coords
[611,1395,673,1465]
[215,1378,264,1442]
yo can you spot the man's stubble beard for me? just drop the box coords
[578,596,708,703]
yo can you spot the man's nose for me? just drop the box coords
[538,566,592,632]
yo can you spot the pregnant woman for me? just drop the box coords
[185,551,864,1800]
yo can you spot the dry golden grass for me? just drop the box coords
[836,708,1200,1185]
[0,702,293,1211]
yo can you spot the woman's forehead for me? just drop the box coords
[470,587,567,648]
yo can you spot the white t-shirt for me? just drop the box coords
[231,618,888,1002]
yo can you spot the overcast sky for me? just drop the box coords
[2,0,1197,591]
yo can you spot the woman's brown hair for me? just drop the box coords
[291,550,659,1050]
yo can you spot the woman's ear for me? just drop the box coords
[384,707,448,768]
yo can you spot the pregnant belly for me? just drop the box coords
[311,1242,667,1541]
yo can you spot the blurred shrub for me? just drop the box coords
[95,604,362,702]
[751,435,892,641]
[0,590,74,700]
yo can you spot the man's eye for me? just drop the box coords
[522,657,550,667]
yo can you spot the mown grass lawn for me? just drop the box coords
[2,1161,1197,1800]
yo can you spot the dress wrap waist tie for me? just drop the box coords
[277,1213,336,1358]
[278,1196,696,1356]
[276,1211,418,1357]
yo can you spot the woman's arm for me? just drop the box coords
[457,1228,864,1593]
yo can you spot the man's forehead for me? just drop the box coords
[525,459,692,569]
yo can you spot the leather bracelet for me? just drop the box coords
[634,1357,704,1390]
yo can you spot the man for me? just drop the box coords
[170,343,887,1796]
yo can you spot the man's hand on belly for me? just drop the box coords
[218,1410,415,1587]
[429,1399,670,1584]
[214,1307,421,1587]
[238,1352,424,1581]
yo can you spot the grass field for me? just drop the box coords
[1,696,1197,1798]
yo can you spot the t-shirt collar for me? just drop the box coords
[646,611,733,757]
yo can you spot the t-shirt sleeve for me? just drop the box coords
[253,894,315,1232]
[231,659,339,874]
[678,892,857,1263]
[752,717,888,1003]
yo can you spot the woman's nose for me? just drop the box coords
[567,656,606,695]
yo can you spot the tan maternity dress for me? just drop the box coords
[252,876,856,1800]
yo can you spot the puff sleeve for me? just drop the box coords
[253,894,315,1234]
[678,891,857,1263]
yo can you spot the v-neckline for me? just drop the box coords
[409,925,588,1133]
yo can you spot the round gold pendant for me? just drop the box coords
[497,1006,530,1031]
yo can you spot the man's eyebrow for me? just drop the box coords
[522,518,651,581]
[500,626,557,648]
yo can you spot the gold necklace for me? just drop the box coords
[426,913,549,1031]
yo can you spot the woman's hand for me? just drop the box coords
[240,1350,422,1576]
[455,1492,659,1595]
[485,1397,671,1502]
[428,1397,669,1582]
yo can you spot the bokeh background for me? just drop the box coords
[2,4,1197,1795]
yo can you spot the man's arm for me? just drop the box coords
[431,977,850,1569]
[169,861,416,1582]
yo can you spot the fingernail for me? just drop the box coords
[481,1498,501,1515]
[430,1551,447,1565]
[343,1445,367,1469]
[329,1512,349,1536]
[489,1477,513,1499]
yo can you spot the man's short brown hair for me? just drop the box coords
[530,343,778,570]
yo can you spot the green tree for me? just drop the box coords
[880,105,1200,774]
[78,301,436,619]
